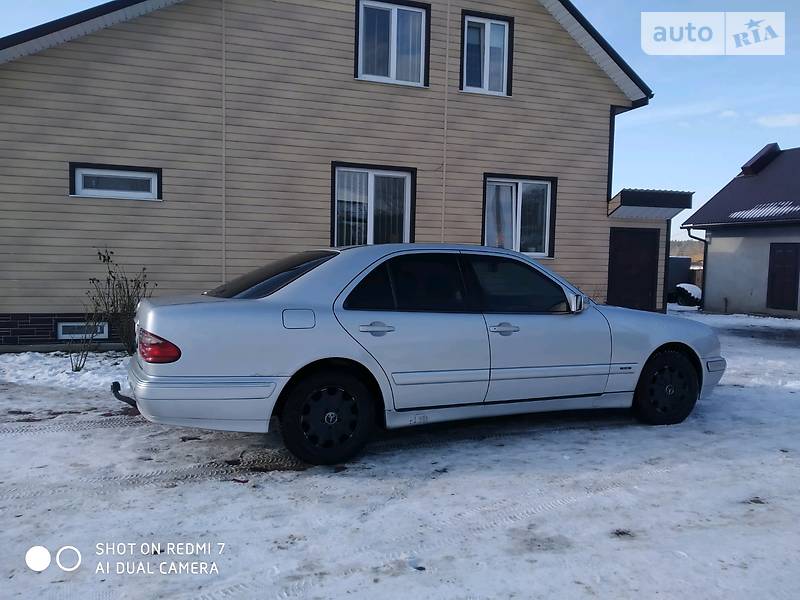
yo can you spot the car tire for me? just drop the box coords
[279,370,376,465]
[633,350,699,425]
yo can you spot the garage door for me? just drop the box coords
[607,227,660,311]
[767,243,800,310]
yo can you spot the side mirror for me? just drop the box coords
[567,291,589,313]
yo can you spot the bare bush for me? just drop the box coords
[87,249,157,355]
[67,310,101,372]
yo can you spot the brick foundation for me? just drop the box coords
[0,313,118,346]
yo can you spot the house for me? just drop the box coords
[683,143,800,317]
[0,0,682,347]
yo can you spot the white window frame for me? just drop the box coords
[57,321,109,340]
[462,15,510,96]
[357,0,426,87]
[73,167,159,201]
[484,177,552,257]
[334,166,412,246]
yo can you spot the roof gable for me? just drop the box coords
[537,0,652,104]
[0,0,652,104]
[683,145,800,229]
[0,0,185,64]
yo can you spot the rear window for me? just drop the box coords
[204,251,337,299]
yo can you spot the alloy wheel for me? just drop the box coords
[299,386,360,449]
[647,365,689,414]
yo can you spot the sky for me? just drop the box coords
[1,0,798,240]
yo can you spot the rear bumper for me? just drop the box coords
[701,355,726,398]
[127,360,289,433]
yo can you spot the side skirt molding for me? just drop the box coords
[384,391,634,429]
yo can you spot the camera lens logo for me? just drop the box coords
[25,546,51,572]
[25,546,81,572]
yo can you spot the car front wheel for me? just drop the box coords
[280,370,375,465]
[634,350,699,425]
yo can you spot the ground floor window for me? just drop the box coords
[70,163,161,201]
[332,163,415,246]
[483,174,555,257]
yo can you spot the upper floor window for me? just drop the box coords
[332,163,415,246]
[70,163,161,201]
[356,0,430,86]
[483,175,556,257]
[461,12,513,96]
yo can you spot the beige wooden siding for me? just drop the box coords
[0,0,223,313]
[0,0,645,315]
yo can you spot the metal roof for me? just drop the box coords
[0,0,652,105]
[683,145,800,229]
[608,188,693,220]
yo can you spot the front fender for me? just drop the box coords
[595,305,721,393]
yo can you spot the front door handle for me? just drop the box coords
[488,322,520,336]
[359,321,395,336]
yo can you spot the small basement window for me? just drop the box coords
[70,163,161,200]
[57,321,109,340]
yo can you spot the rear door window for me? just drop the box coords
[343,263,395,310]
[389,253,468,311]
[344,253,469,312]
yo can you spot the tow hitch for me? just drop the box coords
[111,381,137,408]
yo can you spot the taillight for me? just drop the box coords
[138,330,181,364]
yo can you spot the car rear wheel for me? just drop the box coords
[633,350,699,425]
[280,370,375,465]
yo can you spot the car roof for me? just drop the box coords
[273,243,581,303]
[335,243,525,259]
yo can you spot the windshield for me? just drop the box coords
[204,251,337,299]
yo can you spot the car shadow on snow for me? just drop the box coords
[721,326,800,347]
[141,410,638,479]
[351,408,639,465]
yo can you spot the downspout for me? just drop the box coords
[662,219,671,313]
[221,0,227,282]
[441,0,451,242]
[685,227,707,310]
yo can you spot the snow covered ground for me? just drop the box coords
[0,351,128,392]
[1,310,799,599]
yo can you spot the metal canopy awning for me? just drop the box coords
[608,189,693,220]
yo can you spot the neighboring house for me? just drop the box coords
[683,143,800,317]
[0,0,683,347]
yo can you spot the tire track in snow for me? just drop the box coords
[0,453,307,502]
[189,462,676,600]
[299,418,636,529]
[0,415,147,435]
[348,464,674,562]
[0,416,634,506]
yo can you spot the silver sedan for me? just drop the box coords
[121,244,726,464]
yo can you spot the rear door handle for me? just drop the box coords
[488,322,520,336]
[359,321,395,336]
